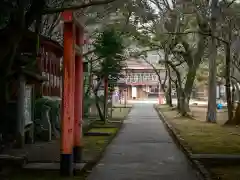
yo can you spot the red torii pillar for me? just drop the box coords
[61,11,84,176]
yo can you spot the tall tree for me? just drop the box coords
[120,0,210,115]
[206,0,218,123]
[92,28,126,122]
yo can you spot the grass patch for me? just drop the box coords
[209,166,240,180]
[83,136,110,159]
[157,105,240,154]
[91,120,120,128]
[157,105,240,180]
[88,127,118,134]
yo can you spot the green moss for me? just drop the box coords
[88,127,117,134]
[159,107,240,154]
[83,136,108,153]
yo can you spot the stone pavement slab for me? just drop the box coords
[87,104,200,180]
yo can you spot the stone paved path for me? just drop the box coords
[87,104,200,180]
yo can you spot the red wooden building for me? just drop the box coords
[38,37,63,97]
[18,31,63,98]
[9,31,63,102]
[119,59,166,100]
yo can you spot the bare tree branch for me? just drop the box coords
[43,0,118,14]
[165,31,228,44]
[223,0,236,8]
[142,56,167,92]
[83,49,95,57]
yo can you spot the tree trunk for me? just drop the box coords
[166,65,173,106]
[160,66,168,93]
[167,62,183,112]
[225,83,239,125]
[0,1,46,144]
[168,68,173,107]
[206,0,218,123]
[228,103,240,125]
[181,66,197,113]
[166,88,172,106]
[0,77,8,136]
[94,93,105,121]
[0,48,20,140]
[177,90,181,110]
[175,80,181,110]
[92,77,105,121]
[232,85,235,108]
[178,88,189,116]
[103,77,108,122]
[0,5,29,139]
[88,61,93,93]
[233,82,240,102]
[224,43,234,124]
[166,59,194,115]
[230,83,240,125]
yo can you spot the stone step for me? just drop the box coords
[23,162,85,172]
[0,154,27,168]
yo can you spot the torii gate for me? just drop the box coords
[61,11,84,176]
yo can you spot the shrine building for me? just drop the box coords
[121,58,166,100]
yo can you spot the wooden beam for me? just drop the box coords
[62,11,85,29]
[62,11,73,22]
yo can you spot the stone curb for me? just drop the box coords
[192,154,240,166]
[154,105,213,180]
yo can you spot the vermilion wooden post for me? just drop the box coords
[73,26,84,164]
[72,25,76,161]
[60,18,75,176]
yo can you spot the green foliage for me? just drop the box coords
[34,97,60,120]
[94,28,124,57]
[196,53,225,86]
[34,97,61,139]
[108,84,115,93]
[0,1,12,29]
[93,28,126,80]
